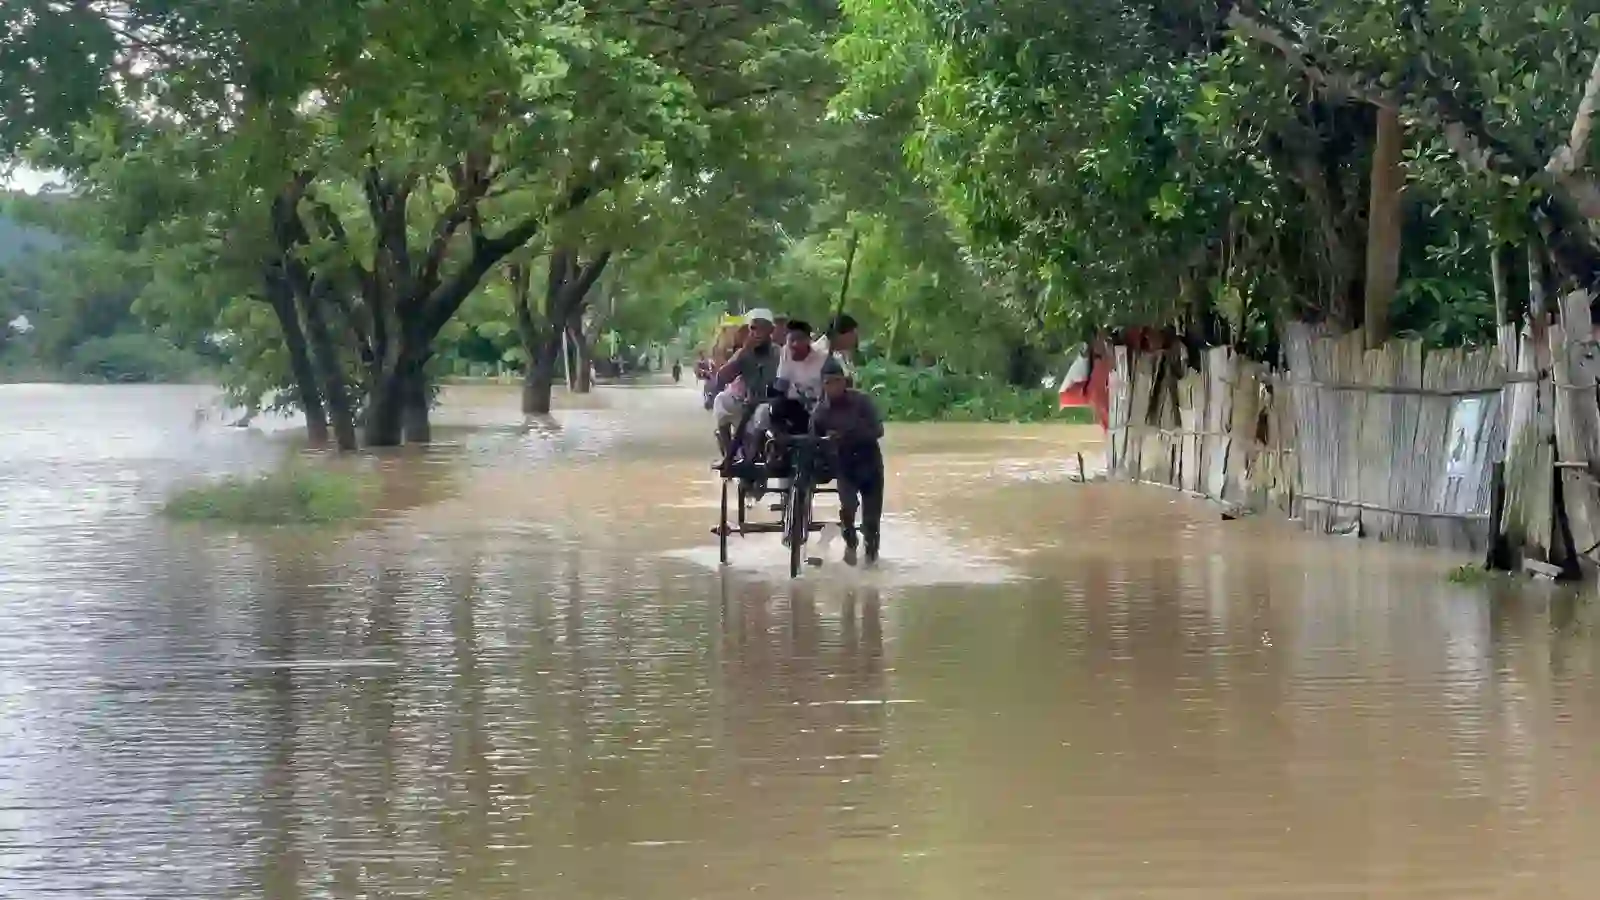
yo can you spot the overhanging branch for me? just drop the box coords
[421,177,606,340]
[1222,5,1388,108]
[1549,50,1600,176]
[1225,1,1538,183]
[419,151,495,295]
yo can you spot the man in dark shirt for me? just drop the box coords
[720,317,781,396]
[811,357,885,566]
[713,308,781,464]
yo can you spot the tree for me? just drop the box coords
[510,247,612,415]
[833,0,1600,353]
[4,0,836,445]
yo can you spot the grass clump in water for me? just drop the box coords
[1447,563,1491,585]
[164,466,372,525]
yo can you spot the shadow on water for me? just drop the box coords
[10,384,1600,898]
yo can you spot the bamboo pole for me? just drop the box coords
[832,228,859,335]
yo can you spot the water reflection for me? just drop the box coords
[7,385,1600,898]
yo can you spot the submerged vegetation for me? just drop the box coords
[1447,564,1493,586]
[164,467,373,526]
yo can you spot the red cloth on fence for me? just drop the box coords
[1059,354,1112,430]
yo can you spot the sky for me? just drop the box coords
[1,166,67,194]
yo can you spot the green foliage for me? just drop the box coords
[0,199,66,264]
[854,358,1087,424]
[834,0,1600,350]
[68,332,201,383]
[164,466,373,525]
[19,0,1600,441]
[1,193,222,381]
[1,0,841,444]
[1393,278,1496,349]
[0,345,50,380]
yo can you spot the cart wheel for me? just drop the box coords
[787,479,810,579]
[718,479,730,565]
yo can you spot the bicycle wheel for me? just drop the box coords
[786,477,811,578]
[718,478,730,565]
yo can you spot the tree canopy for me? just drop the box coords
[7,0,1600,434]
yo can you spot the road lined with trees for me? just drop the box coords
[6,1,1600,444]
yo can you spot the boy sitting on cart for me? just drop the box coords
[752,319,828,453]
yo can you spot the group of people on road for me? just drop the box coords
[695,309,883,566]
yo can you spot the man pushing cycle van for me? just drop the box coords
[811,355,884,566]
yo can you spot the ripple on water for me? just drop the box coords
[665,513,1019,588]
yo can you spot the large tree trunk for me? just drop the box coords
[263,267,329,446]
[510,248,612,414]
[1271,101,1372,330]
[298,283,358,452]
[510,260,555,415]
[364,367,404,447]
[571,325,594,393]
[362,352,432,447]
[402,365,431,443]
[1363,104,1403,347]
[335,160,615,446]
[522,333,561,415]
[270,174,352,449]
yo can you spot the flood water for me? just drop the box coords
[4,382,1600,898]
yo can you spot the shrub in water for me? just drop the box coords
[164,467,371,525]
[71,332,201,383]
[853,358,1092,424]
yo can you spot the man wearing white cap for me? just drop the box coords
[713,308,782,462]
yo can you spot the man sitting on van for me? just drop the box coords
[713,308,781,464]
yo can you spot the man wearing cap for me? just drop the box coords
[713,308,782,463]
[812,355,885,566]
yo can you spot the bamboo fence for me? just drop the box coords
[1101,290,1600,578]
[1279,325,1506,552]
[1108,345,1295,513]
[1106,321,1568,559]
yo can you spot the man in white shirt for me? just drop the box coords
[752,319,825,441]
[777,320,828,408]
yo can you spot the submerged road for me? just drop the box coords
[2,381,1598,898]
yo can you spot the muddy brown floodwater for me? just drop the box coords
[4,382,1600,899]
